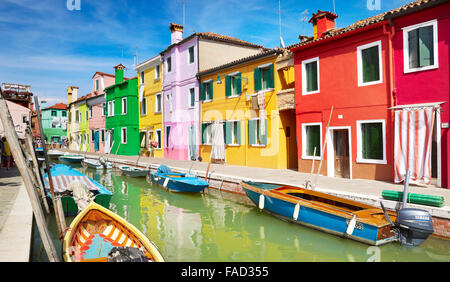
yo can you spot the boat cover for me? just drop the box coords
[45,175,100,193]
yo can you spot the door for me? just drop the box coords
[333,129,350,178]
[94,131,99,151]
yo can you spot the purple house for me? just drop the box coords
[161,23,264,160]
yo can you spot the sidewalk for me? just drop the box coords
[0,167,33,262]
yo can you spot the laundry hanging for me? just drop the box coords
[210,122,225,160]
[258,91,266,136]
[394,107,435,184]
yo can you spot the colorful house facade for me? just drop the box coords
[290,10,394,181]
[198,49,297,169]
[161,23,264,161]
[67,86,80,151]
[78,98,90,152]
[386,0,449,188]
[135,55,164,158]
[105,64,140,156]
[40,102,67,144]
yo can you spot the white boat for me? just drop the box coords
[82,158,113,170]
[119,165,149,177]
[59,154,85,163]
[47,149,65,157]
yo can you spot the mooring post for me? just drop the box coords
[0,89,59,262]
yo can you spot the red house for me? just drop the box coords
[289,10,395,181]
[386,0,449,188]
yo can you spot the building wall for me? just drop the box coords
[199,55,295,169]
[41,108,67,142]
[293,24,393,181]
[391,3,450,188]
[78,102,90,152]
[0,100,30,139]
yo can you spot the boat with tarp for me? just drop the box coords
[150,165,209,193]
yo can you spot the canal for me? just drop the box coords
[31,164,450,262]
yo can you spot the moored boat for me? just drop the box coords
[43,164,112,216]
[82,158,113,170]
[47,149,65,158]
[119,165,149,177]
[62,201,165,262]
[241,181,398,246]
[59,154,84,163]
[149,165,209,193]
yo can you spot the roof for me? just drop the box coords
[91,71,115,79]
[161,31,265,54]
[44,103,67,110]
[198,48,285,77]
[288,0,446,51]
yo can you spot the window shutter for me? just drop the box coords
[418,26,434,67]
[225,121,232,144]
[200,83,206,101]
[362,46,380,83]
[208,81,213,100]
[268,64,275,89]
[225,76,231,97]
[236,73,242,95]
[254,68,261,91]
[248,120,255,145]
[259,119,267,145]
[201,123,206,144]
[166,126,171,147]
[306,62,318,92]
[408,29,419,69]
[236,121,241,145]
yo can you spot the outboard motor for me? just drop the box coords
[394,171,434,247]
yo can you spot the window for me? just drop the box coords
[85,110,88,121]
[357,41,382,86]
[62,111,67,117]
[201,80,213,101]
[301,57,320,94]
[121,97,127,115]
[302,123,321,159]
[403,19,438,73]
[167,56,172,72]
[188,46,195,64]
[225,120,241,145]
[201,122,213,145]
[155,93,162,113]
[254,64,274,91]
[112,100,115,116]
[357,120,386,164]
[121,127,127,144]
[101,129,105,142]
[155,64,161,79]
[248,118,267,146]
[95,79,99,91]
[51,110,57,117]
[140,71,145,85]
[75,110,79,122]
[102,103,106,116]
[89,105,93,118]
[166,126,171,147]
[189,88,195,108]
[140,131,147,148]
[141,97,147,115]
[156,129,162,149]
[225,72,242,97]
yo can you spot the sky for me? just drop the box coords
[0,0,413,106]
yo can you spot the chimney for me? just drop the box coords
[114,64,126,84]
[41,100,47,110]
[68,86,79,104]
[170,23,184,44]
[309,10,338,40]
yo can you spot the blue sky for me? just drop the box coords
[0,0,412,105]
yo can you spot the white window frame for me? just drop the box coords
[155,93,162,113]
[202,122,213,145]
[202,80,213,102]
[189,88,195,108]
[249,117,266,147]
[301,57,320,95]
[155,64,161,79]
[188,46,195,64]
[155,129,162,149]
[301,122,322,160]
[357,40,383,87]
[141,97,147,116]
[228,119,240,146]
[166,56,172,73]
[403,19,439,74]
[121,97,127,115]
[356,119,387,164]
[121,127,127,144]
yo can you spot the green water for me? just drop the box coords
[31,165,450,262]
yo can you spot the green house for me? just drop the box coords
[41,102,68,144]
[105,64,140,156]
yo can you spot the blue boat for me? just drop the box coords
[241,181,397,246]
[149,165,209,193]
[43,164,113,216]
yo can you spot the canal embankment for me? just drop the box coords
[64,149,450,239]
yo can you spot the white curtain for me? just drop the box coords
[210,122,225,160]
[394,107,435,184]
[104,131,111,154]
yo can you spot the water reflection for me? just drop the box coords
[31,164,450,262]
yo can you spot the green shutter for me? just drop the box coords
[361,123,383,160]
[236,73,242,95]
[268,64,275,89]
[208,81,213,100]
[225,76,231,97]
[200,83,206,101]
[254,68,261,91]
[418,25,434,67]
[306,125,320,157]
[236,121,241,145]
[259,119,267,145]
[201,123,206,144]
[306,62,318,92]
[408,29,419,69]
[362,45,380,83]
[248,120,255,145]
[225,121,232,144]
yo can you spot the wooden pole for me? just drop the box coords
[25,130,50,213]
[33,96,66,235]
[0,89,59,262]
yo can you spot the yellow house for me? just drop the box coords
[136,55,164,157]
[198,48,297,169]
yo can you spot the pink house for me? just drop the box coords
[387,0,449,188]
[87,72,115,153]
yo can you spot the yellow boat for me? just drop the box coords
[62,201,165,262]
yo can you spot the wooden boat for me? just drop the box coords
[43,164,112,216]
[59,154,84,163]
[149,165,209,193]
[47,149,65,158]
[62,201,165,262]
[241,181,398,246]
[82,158,113,170]
[119,165,149,177]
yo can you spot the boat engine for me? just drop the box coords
[395,208,434,246]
